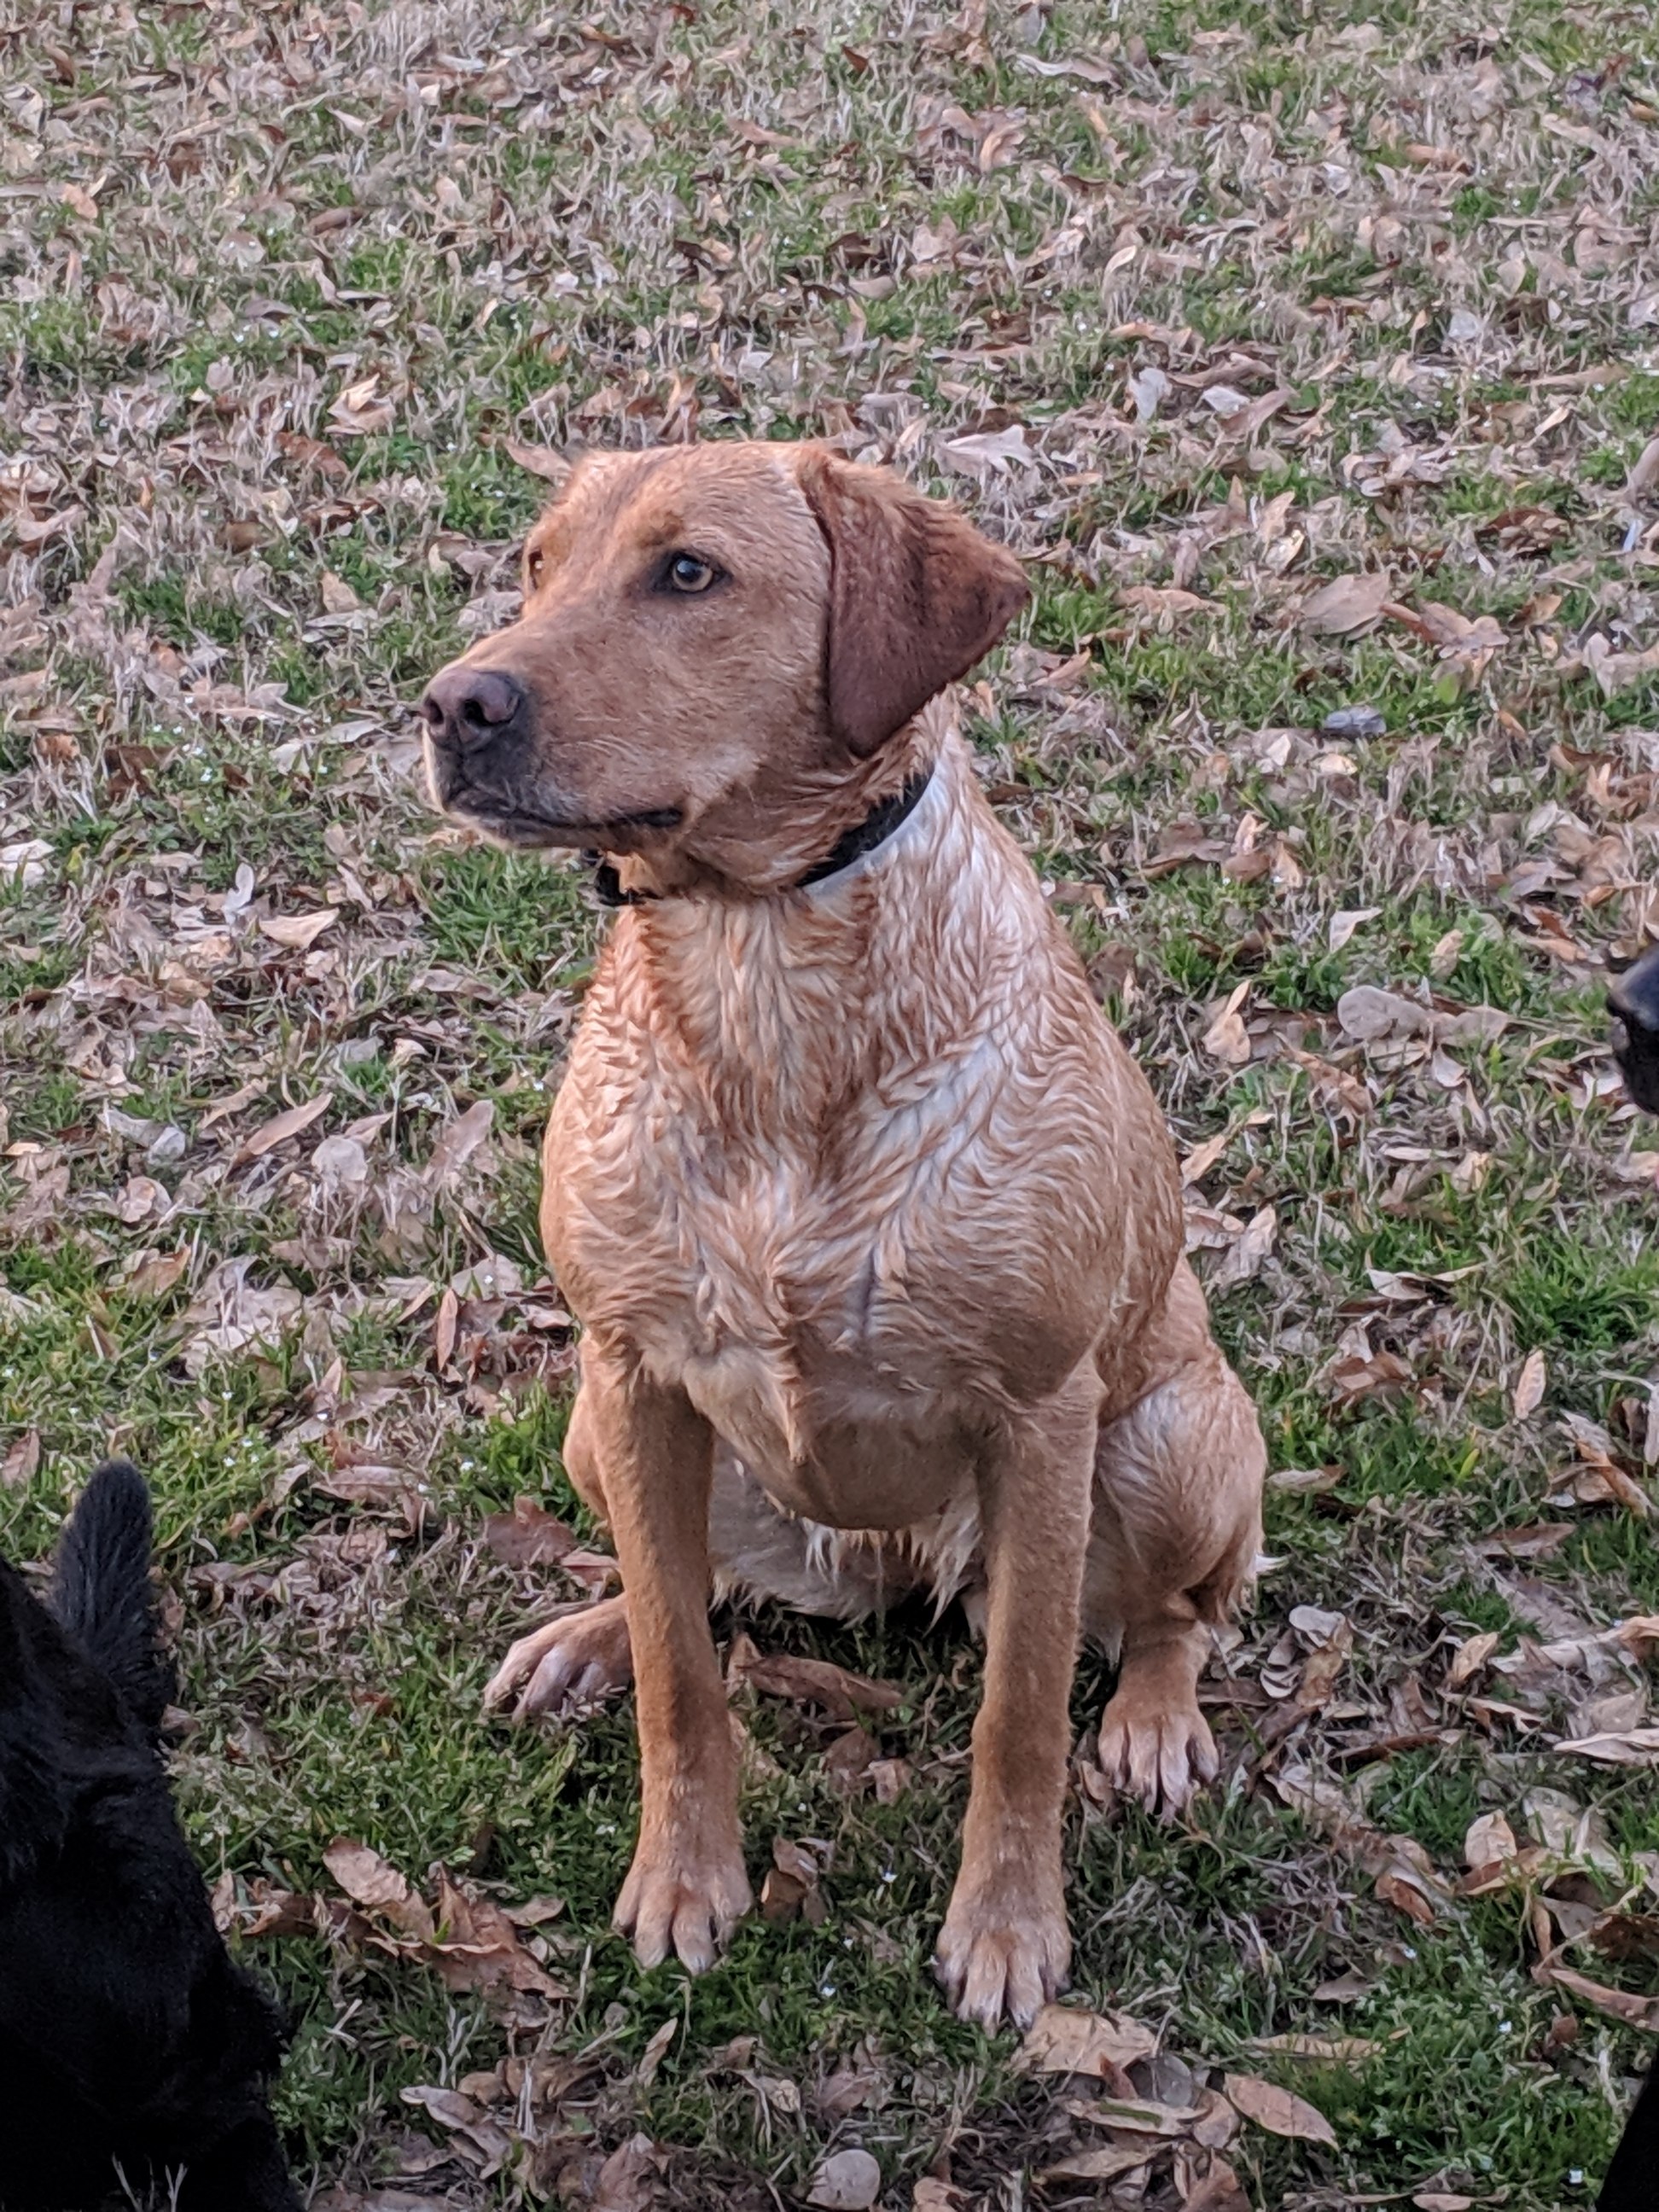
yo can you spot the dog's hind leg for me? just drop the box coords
[1085,1260,1264,1817]
[486,1386,902,1720]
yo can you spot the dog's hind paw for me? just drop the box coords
[1096,1691,1218,1819]
[483,1594,634,1719]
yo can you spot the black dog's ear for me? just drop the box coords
[0,1563,76,1881]
[1610,943,1659,1115]
[50,1460,174,1732]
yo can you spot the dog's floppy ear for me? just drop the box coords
[797,446,1028,756]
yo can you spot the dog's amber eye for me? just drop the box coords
[524,546,546,591]
[665,552,717,594]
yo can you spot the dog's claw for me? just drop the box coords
[934,1882,1069,2033]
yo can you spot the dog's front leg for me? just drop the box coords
[934,1386,1094,2032]
[588,1352,752,1972]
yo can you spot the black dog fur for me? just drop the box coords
[1600,2058,1659,2209]
[1610,940,1659,1116]
[0,1460,300,2212]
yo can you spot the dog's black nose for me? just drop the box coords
[1610,943,1659,1115]
[419,666,527,754]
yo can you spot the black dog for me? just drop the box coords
[1610,941,1659,1115]
[0,1460,300,2211]
[1601,2062,1659,2209]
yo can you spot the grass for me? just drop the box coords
[3,0,1659,2203]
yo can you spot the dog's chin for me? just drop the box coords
[435,786,685,856]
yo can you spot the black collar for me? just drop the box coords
[585,763,935,910]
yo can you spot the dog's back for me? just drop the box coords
[0,1463,298,2212]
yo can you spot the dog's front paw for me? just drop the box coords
[614,1831,751,1976]
[934,1877,1070,2032]
[1097,1690,1218,1818]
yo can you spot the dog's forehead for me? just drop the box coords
[539,441,816,558]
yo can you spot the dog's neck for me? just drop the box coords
[603,712,1049,1134]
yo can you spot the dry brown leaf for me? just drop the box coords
[424,1099,496,1189]
[428,1868,565,2000]
[1512,1348,1547,1421]
[259,907,340,951]
[1037,2145,1155,2184]
[806,2148,882,2209]
[126,1248,190,1300]
[911,2181,963,2211]
[1,1429,41,1490]
[1250,2031,1380,2062]
[319,570,366,615]
[591,2134,661,2212]
[323,1839,436,1941]
[504,439,574,486]
[1463,1811,1517,1869]
[727,1633,903,1720]
[482,1496,579,1568]
[1300,571,1390,636]
[1202,982,1252,1065]
[1211,1202,1278,1290]
[1534,1962,1659,2032]
[1447,1631,1499,1689]
[1019,2003,1159,2078]
[1223,2073,1337,2146]
[1551,1726,1659,1765]
[233,1091,333,1165]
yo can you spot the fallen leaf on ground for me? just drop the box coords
[323,1840,436,1940]
[1019,2003,1159,2077]
[1447,1631,1499,1689]
[1463,1812,1518,1868]
[591,2134,661,2212]
[1534,1963,1659,2032]
[1037,2145,1154,2184]
[1211,1202,1278,1291]
[259,907,340,950]
[1250,2032,1379,2061]
[2,1429,41,1489]
[1328,905,1380,951]
[1551,1727,1659,1765]
[483,1496,579,1567]
[1512,1348,1547,1420]
[504,438,573,486]
[1223,2073,1337,2145]
[233,1091,333,1165]
[1202,982,1252,1065]
[806,2147,882,2209]
[1300,571,1390,636]
[728,1633,903,1720]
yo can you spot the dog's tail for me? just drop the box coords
[49,1458,175,1732]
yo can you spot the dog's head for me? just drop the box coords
[418,441,1027,882]
[1610,941,1659,1114]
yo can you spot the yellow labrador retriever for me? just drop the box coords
[420,441,1265,2029]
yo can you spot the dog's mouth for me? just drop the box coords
[434,770,684,852]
